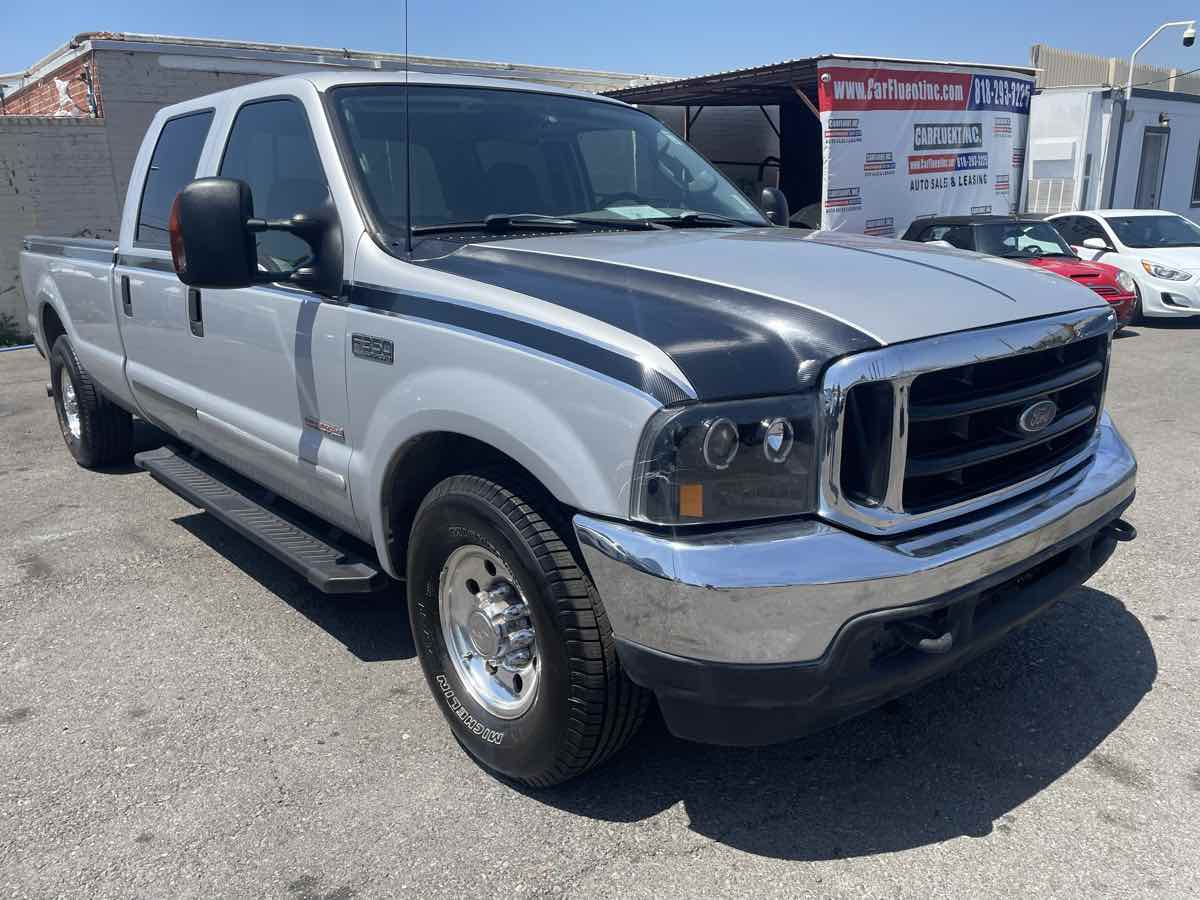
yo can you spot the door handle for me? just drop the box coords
[187,288,204,337]
[120,275,132,317]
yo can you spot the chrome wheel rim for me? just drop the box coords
[439,544,540,719]
[61,376,81,440]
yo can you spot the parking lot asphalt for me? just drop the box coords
[2,319,1199,899]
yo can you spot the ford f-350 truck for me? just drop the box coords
[20,72,1137,786]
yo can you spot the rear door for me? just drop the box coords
[179,96,357,532]
[118,109,216,441]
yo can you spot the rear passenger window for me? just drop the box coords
[219,99,330,273]
[135,111,214,247]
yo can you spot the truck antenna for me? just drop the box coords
[404,0,413,254]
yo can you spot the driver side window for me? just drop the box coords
[1078,217,1109,245]
[219,98,330,273]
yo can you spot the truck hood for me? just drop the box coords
[415,227,1107,401]
[480,228,1106,343]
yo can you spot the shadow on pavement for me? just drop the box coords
[1138,316,1200,330]
[174,511,414,663]
[530,587,1155,861]
[89,421,171,475]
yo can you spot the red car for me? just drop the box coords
[901,216,1137,323]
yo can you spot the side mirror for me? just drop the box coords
[759,186,790,226]
[1081,237,1112,251]
[924,239,956,249]
[170,178,257,289]
[170,177,343,297]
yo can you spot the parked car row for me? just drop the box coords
[900,216,1137,325]
[902,208,1200,325]
[1051,209,1200,321]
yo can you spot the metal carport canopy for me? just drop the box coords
[604,53,1039,107]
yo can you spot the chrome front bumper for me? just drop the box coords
[574,414,1136,665]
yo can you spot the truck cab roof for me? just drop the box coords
[154,69,631,122]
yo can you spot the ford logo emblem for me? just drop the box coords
[1018,399,1058,434]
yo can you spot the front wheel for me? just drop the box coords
[407,474,648,786]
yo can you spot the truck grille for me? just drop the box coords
[901,335,1105,511]
[819,309,1114,535]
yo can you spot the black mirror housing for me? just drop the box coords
[760,186,790,226]
[171,178,257,289]
[170,177,344,297]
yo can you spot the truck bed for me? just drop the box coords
[20,234,129,407]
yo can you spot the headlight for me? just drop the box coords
[1141,260,1191,281]
[1116,270,1136,293]
[630,395,817,525]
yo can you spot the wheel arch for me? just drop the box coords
[35,274,71,355]
[41,300,67,352]
[375,430,573,580]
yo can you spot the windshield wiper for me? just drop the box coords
[412,214,580,236]
[412,213,670,235]
[654,211,755,228]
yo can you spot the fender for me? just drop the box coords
[350,363,657,578]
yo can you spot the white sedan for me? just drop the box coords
[1048,209,1200,320]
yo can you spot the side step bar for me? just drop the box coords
[135,446,387,594]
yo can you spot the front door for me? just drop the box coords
[183,96,357,533]
[1135,127,1169,209]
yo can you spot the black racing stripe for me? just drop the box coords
[418,245,879,400]
[348,284,689,405]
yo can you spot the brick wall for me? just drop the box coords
[0,117,120,328]
[1,52,100,118]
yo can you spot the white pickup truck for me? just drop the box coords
[20,71,1137,786]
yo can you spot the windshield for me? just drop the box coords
[974,221,1073,258]
[330,85,767,238]
[1104,214,1200,248]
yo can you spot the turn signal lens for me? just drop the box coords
[168,194,187,276]
[678,483,704,518]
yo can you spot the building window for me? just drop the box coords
[1192,140,1200,207]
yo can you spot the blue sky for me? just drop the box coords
[4,1,1200,79]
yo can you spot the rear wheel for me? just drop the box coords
[407,473,648,786]
[50,335,132,468]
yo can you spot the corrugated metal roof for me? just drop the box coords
[606,52,1037,106]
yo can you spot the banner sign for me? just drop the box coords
[816,60,1033,237]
